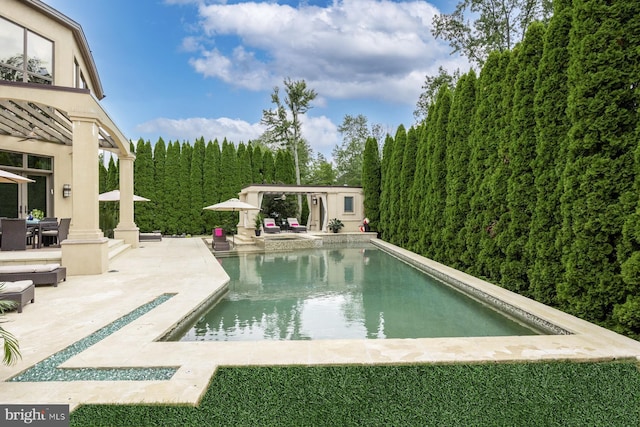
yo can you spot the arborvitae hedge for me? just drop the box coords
[368,0,637,339]
[464,51,508,279]
[397,126,418,247]
[501,23,546,295]
[527,0,572,306]
[558,0,639,325]
[425,87,451,263]
[443,71,476,270]
[408,116,432,254]
[133,139,154,232]
[362,136,381,232]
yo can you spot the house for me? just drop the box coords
[0,0,138,275]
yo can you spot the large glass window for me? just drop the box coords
[0,16,53,85]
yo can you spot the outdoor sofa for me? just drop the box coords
[0,280,35,313]
[0,263,66,286]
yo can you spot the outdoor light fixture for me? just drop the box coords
[63,183,71,198]
[312,196,317,205]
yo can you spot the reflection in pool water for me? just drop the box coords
[179,246,540,341]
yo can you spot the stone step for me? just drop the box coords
[107,239,131,260]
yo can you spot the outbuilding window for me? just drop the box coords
[344,196,354,213]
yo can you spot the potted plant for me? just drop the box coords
[254,213,264,236]
[328,218,344,233]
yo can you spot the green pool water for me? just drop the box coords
[179,245,540,341]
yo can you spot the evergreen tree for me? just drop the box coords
[559,0,639,325]
[396,126,419,247]
[220,140,239,200]
[217,140,239,232]
[527,0,572,306]
[177,142,192,234]
[463,51,509,279]
[424,87,452,262]
[386,125,407,245]
[203,140,222,231]
[152,138,167,233]
[616,120,640,339]
[443,70,477,269]
[362,136,381,232]
[251,144,263,183]
[485,48,517,284]
[237,143,253,188]
[501,23,546,294]
[133,139,154,232]
[163,141,181,234]
[408,114,433,254]
[275,149,295,184]
[262,150,275,184]
[378,134,395,240]
[189,137,205,234]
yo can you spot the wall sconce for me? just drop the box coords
[312,196,317,205]
[62,184,71,198]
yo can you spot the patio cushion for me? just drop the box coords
[0,263,61,274]
[0,280,33,293]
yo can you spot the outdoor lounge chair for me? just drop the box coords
[0,263,66,286]
[0,280,35,313]
[212,228,230,251]
[263,218,281,234]
[287,218,307,233]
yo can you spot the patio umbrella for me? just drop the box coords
[203,198,259,247]
[98,190,150,202]
[0,169,35,184]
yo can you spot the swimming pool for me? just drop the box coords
[177,245,542,341]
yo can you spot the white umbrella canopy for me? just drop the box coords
[203,198,260,248]
[0,169,35,184]
[203,198,259,212]
[98,190,150,202]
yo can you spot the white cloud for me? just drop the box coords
[136,117,265,144]
[189,0,467,104]
[147,0,471,161]
[300,115,340,158]
[135,114,340,159]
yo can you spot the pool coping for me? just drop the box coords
[0,237,638,410]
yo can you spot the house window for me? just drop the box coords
[0,16,53,85]
[27,155,52,171]
[73,59,87,89]
[344,196,354,213]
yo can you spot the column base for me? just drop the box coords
[114,226,140,249]
[61,237,109,275]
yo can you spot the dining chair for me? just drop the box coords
[0,218,32,251]
[38,218,60,248]
[39,217,71,248]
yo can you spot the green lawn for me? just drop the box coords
[70,361,640,426]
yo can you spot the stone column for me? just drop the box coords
[114,154,139,248]
[61,117,109,275]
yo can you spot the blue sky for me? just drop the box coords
[43,0,468,160]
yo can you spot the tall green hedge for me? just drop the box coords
[363,0,640,339]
